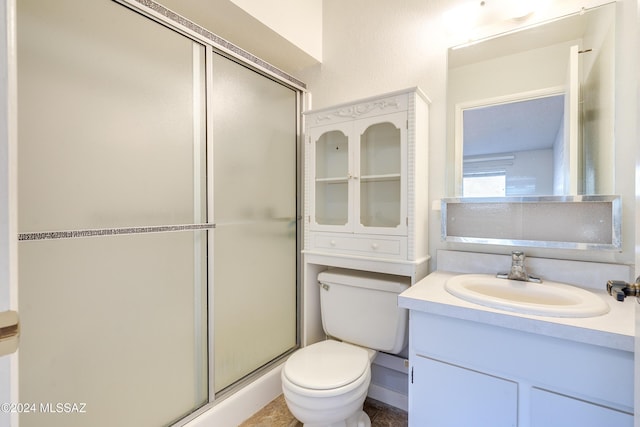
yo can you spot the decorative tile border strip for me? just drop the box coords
[132,0,307,90]
[18,223,215,241]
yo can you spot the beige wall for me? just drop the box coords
[295,0,638,269]
[230,0,322,61]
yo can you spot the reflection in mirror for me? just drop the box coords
[462,93,565,197]
[447,3,616,197]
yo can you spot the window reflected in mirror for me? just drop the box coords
[462,173,506,197]
[462,94,565,197]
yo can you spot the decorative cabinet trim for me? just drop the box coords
[303,88,424,126]
[312,97,404,124]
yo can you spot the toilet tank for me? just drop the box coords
[318,268,410,354]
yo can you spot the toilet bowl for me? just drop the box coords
[282,268,410,427]
[281,340,376,427]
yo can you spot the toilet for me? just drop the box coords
[282,268,410,427]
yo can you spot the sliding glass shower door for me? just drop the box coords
[17,0,300,425]
[18,0,208,426]
[211,54,298,392]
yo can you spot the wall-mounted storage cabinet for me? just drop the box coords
[303,88,430,275]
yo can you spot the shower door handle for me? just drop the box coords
[0,310,19,357]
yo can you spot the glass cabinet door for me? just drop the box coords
[356,113,406,233]
[311,124,351,229]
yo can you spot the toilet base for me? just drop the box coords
[302,409,371,427]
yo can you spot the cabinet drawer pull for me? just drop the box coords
[371,243,379,249]
[330,240,336,246]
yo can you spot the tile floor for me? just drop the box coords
[239,394,408,427]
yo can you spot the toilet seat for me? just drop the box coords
[283,340,369,390]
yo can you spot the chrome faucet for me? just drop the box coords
[497,251,541,283]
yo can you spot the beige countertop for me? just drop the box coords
[399,270,635,352]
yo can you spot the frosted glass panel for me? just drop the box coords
[17,1,209,426]
[442,197,621,249]
[18,0,206,232]
[211,57,296,224]
[18,232,208,427]
[212,53,297,392]
[213,223,296,391]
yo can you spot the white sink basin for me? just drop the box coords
[445,274,610,318]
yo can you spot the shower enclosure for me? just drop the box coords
[16,0,300,425]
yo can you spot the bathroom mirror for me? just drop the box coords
[447,2,616,198]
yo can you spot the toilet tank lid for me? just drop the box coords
[318,268,410,293]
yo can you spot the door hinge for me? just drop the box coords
[0,310,19,357]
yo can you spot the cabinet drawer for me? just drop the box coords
[313,234,406,258]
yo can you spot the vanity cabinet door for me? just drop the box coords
[410,355,518,427]
[530,387,633,427]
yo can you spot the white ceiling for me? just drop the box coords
[463,94,565,157]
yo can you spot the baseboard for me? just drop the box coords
[368,383,408,411]
[184,364,283,427]
[368,352,409,411]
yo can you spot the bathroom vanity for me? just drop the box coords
[399,252,634,427]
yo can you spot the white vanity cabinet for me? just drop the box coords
[303,88,429,266]
[407,311,634,427]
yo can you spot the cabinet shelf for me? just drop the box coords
[316,176,349,184]
[316,174,401,184]
[360,173,401,183]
